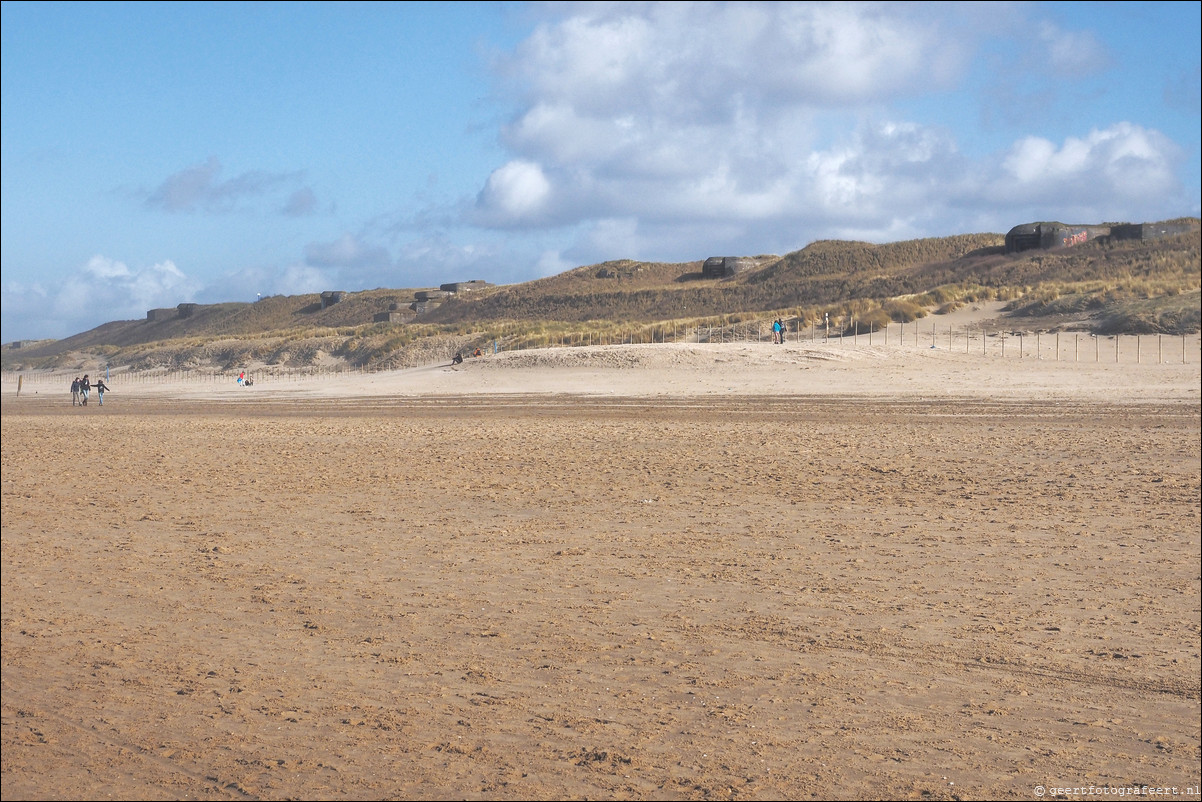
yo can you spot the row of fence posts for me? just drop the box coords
[521,320,1196,364]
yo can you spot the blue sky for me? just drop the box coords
[2,1,1199,343]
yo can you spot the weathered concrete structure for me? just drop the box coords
[1109,220,1198,241]
[1004,223,1111,253]
[177,303,197,318]
[1005,220,1198,254]
[320,291,345,309]
[702,256,754,278]
[439,280,492,293]
[146,308,176,321]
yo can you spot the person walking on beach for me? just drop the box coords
[772,318,783,345]
[80,374,90,405]
[70,376,81,406]
[93,378,109,405]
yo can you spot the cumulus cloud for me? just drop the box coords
[461,1,1193,264]
[502,3,967,118]
[62,256,200,318]
[993,123,1182,210]
[146,156,310,214]
[470,2,990,252]
[472,160,554,226]
[1,255,203,342]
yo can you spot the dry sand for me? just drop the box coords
[2,315,1200,800]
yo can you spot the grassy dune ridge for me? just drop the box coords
[4,221,1198,373]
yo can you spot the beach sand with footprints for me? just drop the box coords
[3,306,1199,800]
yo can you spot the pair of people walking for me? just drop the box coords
[772,318,786,344]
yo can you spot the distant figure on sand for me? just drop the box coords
[80,374,91,405]
[452,352,464,365]
[93,378,109,405]
[71,376,81,406]
[238,371,245,386]
[772,318,784,344]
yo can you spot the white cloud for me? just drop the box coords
[473,2,982,252]
[505,3,965,117]
[465,2,1194,263]
[1,255,202,342]
[994,123,1182,209]
[472,160,553,225]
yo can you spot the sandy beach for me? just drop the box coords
[2,327,1199,800]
